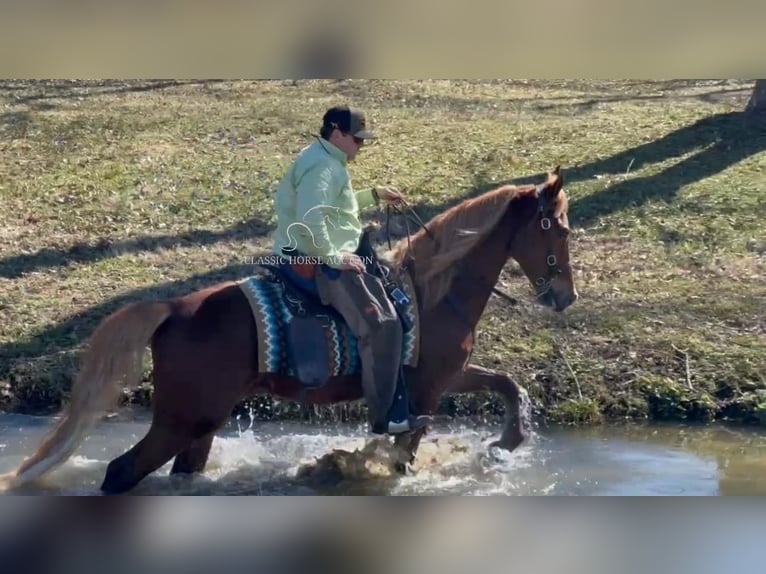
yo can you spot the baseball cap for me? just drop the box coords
[322,105,375,139]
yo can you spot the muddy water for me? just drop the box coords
[2,411,766,495]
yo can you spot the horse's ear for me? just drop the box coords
[545,165,564,199]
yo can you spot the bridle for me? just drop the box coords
[386,186,570,305]
[382,190,569,365]
[531,184,571,299]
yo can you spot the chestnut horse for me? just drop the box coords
[0,167,577,494]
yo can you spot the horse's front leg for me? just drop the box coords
[390,371,445,473]
[447,364,530,452]
[393,428,427,473]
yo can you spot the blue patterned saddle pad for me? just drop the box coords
[237,269,420,385]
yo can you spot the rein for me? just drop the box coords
[384,197,515,367]
[385,199,519,306]
[378,184,567,365]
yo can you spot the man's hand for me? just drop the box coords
[375,186,405,205]
[337,252,366,273]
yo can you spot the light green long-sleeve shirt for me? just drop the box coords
[271,137,378,268]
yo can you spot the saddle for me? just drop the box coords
[239,228,420,390]
[256,262,343,389]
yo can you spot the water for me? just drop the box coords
[2,410,766,495]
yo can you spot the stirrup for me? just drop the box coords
[374,414,432,436]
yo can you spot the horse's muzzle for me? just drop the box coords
[538,288,577,312]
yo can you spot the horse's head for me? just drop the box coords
[508,166,577,312]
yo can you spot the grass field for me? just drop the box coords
[0,79,764,425]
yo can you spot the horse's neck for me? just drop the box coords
[456,236,508,320]
[405,191,525,325]
[419,224,510,331]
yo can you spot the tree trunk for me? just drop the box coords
[745,79,766,112]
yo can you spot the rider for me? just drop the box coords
[271,104,431,435]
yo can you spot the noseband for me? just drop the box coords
[533,184,571,297]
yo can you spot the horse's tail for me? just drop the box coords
[0,300,173,492]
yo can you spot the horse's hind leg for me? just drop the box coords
[101,422,189,494]
[446,365,530,452]
[171,431,216,475]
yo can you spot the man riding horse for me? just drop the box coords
[271,104,431,435]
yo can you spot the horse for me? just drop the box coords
[0,166,577,494]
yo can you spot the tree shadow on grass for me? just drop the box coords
[0,80,222,107]
[404,111,766,232]
[0,80,226,140]
[0,217,275,280]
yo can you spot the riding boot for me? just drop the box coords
[377,367,431,435]
[315,267,431,435]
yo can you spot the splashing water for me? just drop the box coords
[5,412,766,495]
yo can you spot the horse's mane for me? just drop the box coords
[389,184,538,309]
